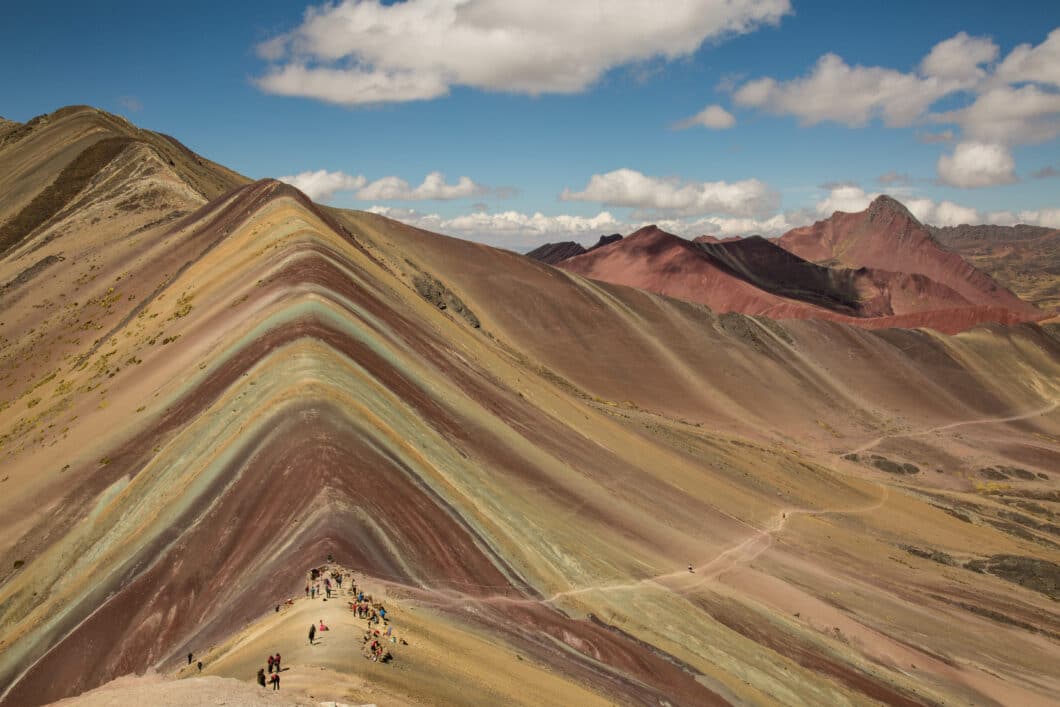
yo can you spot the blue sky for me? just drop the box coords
[2,1,1059,249]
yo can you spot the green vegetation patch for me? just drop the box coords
[964,555,1060,600]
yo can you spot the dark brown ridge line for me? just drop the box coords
[0,137,134,256]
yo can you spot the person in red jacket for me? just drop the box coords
[274,653,281,671]
[267,655,275,673]
[270,672,280,690]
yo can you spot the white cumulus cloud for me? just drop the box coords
[726,28,1060,188]
[920,32,998,82]
[561,168,778,217]
[658,213,795,238]
[905,198,980,226]
[256,0,791,105]
[995,28,1060,87]
[279,169,492,202]
[981,208,1060,228]
[930,84,1060,145]
[357,172,485,201]
[1016,208,1060,228]
[815,185,878,215]
[732,53,953,127]
[366,205,624,249]
[278,169,367,201]
[936,141,1016,188]
[675,104,736,129]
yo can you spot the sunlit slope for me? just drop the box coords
[0,105,246,258]
[0,164,1056,704]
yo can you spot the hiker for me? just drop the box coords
[197,661,203,672]
[274,653,281,671]
[309,623,316,644]
[379,607,387,621]
[271,672,280,690]
[319,619,329,631]
[187,652,193,665]
[310,585,316,599]
[305,584,310,598]
[257,668,267,688]
[268,655,275,673]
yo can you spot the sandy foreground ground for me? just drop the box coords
[48,673,322,706]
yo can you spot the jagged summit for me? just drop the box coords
[866,194,918,223]
[778,196,1041,319]
[525,233,623,264]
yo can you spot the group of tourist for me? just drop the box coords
[256,666,280,690]
[249,560,406,691]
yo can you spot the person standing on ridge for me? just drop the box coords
[274,653,281,672]
[309,623,316,644]
[187,652,193,665]
[268,655,275,673]
[271,672,280,690]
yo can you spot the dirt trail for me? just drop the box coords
[847,400,1059,456]
[378,485,892,609]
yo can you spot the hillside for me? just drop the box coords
[779,196,1041,318]
[0,108,1058,706]
[929,223,1060,312]
[527,203,1044,334]
[554,225,1030,334]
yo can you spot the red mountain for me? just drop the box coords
[778,196,1041,318]
[555,217,1041,334]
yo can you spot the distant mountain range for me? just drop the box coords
[928,223,1060,312]
[528,196,1049,334]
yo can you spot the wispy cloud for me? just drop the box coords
[118,96,143,112]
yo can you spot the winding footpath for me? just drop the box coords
[847,399,1059,456]
[379,485,892,610]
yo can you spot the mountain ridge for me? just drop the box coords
[1,107,1058,706]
